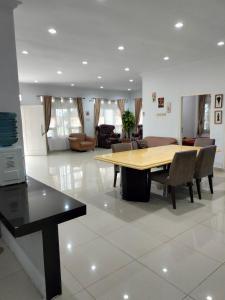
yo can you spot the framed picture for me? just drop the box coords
[158,97,164,108]
[166,102,172,113]
[215,94,223,108]
[214,110,223,124]
[152,92,157,102]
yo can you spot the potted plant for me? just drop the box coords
[122,110,135,140]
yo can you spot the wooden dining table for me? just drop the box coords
[95,145,201,202]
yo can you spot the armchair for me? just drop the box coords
[96,125,121,148]
[68,133,96,151]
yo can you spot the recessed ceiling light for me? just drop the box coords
[19,94,22,102]
[57,70,62,75]
[48,28,57,35]
[97,76,102,79]
[67,243,72,250]
[128,88,131,91]
[22,50,29,55]
[82,61,88,65]
[129,79,134,82]
[123,295,129,300]
[100,86,104,89]
[162,268,168,273]
[118,45,125,51]
[124,67,130,72]
[217,41,225,47]
[34,80,38,83]
[91,265,96,271]
[174,22,184,29]
[163,56,170,61]
[70,83,75,86]
[206,296,213,300]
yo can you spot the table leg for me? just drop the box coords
[42,224,62,300]
[121,167,150,202]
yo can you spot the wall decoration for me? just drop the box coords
[166,102,172,113]
[152,92,157,102]
[85,111,90,117]
[214,110,223,124]
[215,94,223,108]
[158,97,164,108]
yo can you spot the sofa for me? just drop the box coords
[96,125,121,148]
[68,133,96,151]
[144,136,178,147]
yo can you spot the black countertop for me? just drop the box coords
[0,177,86,237]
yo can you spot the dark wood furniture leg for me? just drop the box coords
[208,175,213,194]
[42,224,62,300]
[170,186,176,209]
[196,178,201,199]
[113,166,118,188]
[121,167,150,202]
[188,182,194,203]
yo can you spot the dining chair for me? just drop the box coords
[151,150,197,209]
[194,145,217,199]
[111,143,132,187]
[194,138,215,147]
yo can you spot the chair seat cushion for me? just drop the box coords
[151,170,169,184]
[80,141,93,147]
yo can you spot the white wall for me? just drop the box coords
[19,83,133,136]
[0,1,22,147]
[142,57,225,168]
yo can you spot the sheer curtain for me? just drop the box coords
[99,101,122,133]
[47,98,82,150]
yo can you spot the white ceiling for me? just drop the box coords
[14,0,225,91]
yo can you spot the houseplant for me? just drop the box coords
[122,110,135,139]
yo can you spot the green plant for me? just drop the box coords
[122,110,135,138]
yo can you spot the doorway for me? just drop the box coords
[181,94,211,145]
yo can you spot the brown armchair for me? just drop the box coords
[68,133,96,151]
[96,125,121,148]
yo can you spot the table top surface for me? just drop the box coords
[0,177,86,237]
[95,145,201,170]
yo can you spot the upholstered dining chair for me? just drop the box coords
[111,143,132,187]
[194,145,217,199]
[151,150,197,209]
[194,138,215,147]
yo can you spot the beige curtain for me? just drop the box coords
[117,99,125,117]
[94,98,101,134]
[197,95,206,136]
[43,95,52,134]
[135,98,142,128]
[75,97,84,133]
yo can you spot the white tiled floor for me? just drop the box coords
[1,149,225,299]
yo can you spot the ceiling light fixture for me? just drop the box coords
[163,56,170,61]
[123,295,129,300]
[162,268,168,273]
[48,28,57,35]
[82,61,88,65]
[97,76,102,79]
[174,22,184,29]
[118,45,125,51]
[57,70,62,75]
[129,79,134,82]
[91,265,96,271]
[70,83,75,86]
[19,94,22,102]
[206,296,213,300]
[34,80,38,83]
[22,50,29,55]
[217,41,225,47]
[128,88,131,91]
[100,86,104,89]
[124,67,130,72]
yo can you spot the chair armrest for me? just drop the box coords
[111,133,120,138]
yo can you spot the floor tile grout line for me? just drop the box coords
[186,260,225,296]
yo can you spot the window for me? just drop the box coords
[99,101,122,133]
[48,98,81,138]
[203,102,210,133]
